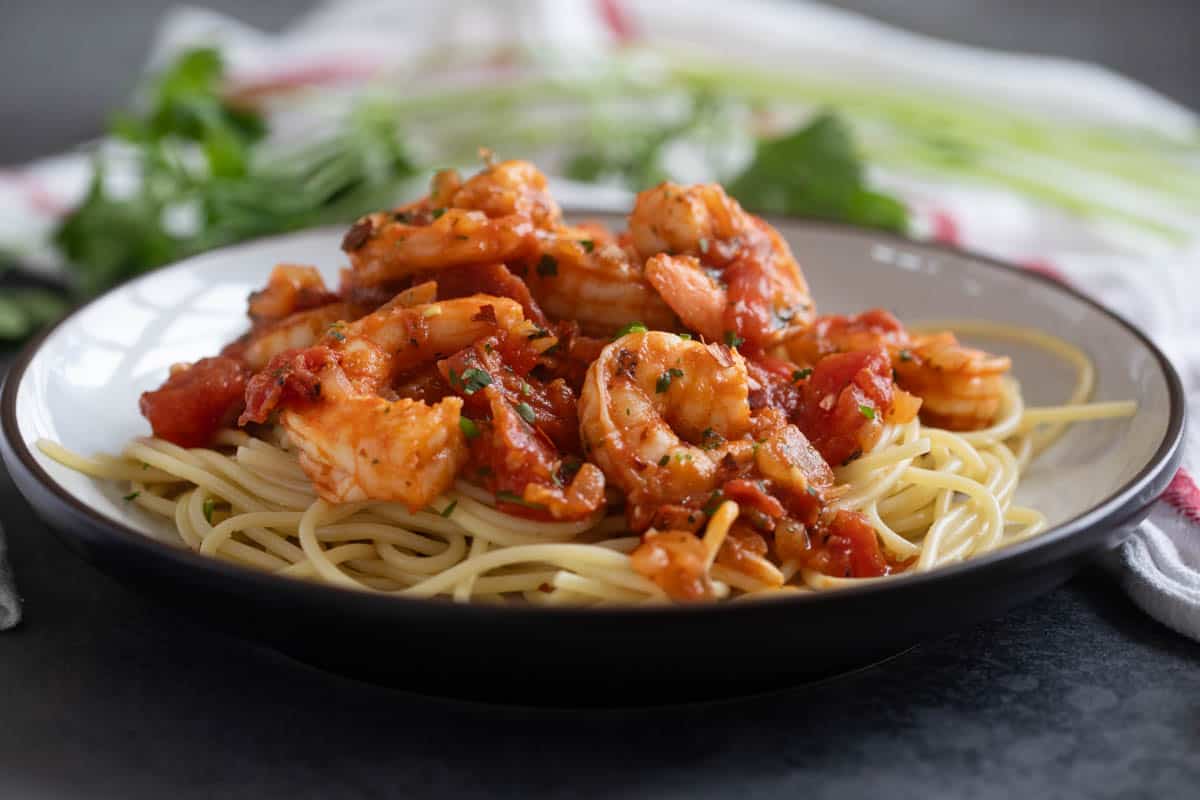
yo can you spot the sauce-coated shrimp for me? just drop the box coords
[631,182,815,347]
[342,208,536,288]
[442,159,562,229]
[524,229,678,337]
[579,331,754,523]
[780,309,1009,430]
[241,294,553,509]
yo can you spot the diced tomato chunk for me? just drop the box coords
[795,347,894,467]
[139,357,249,448]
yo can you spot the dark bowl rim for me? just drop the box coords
[0,215,1187,621]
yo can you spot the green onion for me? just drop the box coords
[613,321,648,339]
[655,367,684,393]
[514,402,536,424]
[459,417,481,439]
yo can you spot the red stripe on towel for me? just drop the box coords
[596,0,636,42]
[1163,469,1200,524]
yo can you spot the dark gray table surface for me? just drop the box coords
[2,2,1199,798]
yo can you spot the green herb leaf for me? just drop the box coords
[728,112,908,234]
[0,289,70,341]
[459,417,481,439]
[579,239,595,253]
[658,454,670,467]
[724,331,744,348]
[202,497,215,523]
[700,427,725,450]
[793,368,813,381]
[859,404,876,420]
[536,254,558,277]
[655,367,684,393]
[613,321,648,339]
[703,490,725,515]
[513,401,536,424]
[459,368,492,395]
[439,500,458,518]
[123,491,141,502]
[899,349,914,362]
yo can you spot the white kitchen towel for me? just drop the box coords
[0,0,1195,638]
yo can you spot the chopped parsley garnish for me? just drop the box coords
[700,427,724,450]
[677,333,692,340]
[613,321,648,339]
[899,349,913,362]
[458,417,481,439]
[459,368,493,395]
[513,401,536,424]
[328,329,346,342]
[655,367,684,393]
[703,490,725,515]
[841,449,863,466]
[858,404,876,420]
[527,326,552,340]
[122,491,140,502]
[520,382,533,396]
[579,239,595,253]
[793,368,813,381]
[430,207,446,219]
[440,500,458,518]
[495,490,546,509]
[536,254,558,277]
[724,331,744,348]
[202,497,215,523]
[698,237,709,254]
[658,454,670,467]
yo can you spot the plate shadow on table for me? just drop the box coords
[2,464,1198,799]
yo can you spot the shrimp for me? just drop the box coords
[579,331,754,524]
[241,294,553,509]
[630,182,815,347]
[240,303,356,371]
[895,332,1011,430]
[780,309,1009,431]
[219,265,358,370]
[246,264,339,323]
[341,208,537,288]
[523,229,678,337]
[443,159,562,229]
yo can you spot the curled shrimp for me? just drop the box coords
[630,182,815,347]
[341,208,536,288]
[439,159,562,229]
[780,309,1010,431]
[220,265,359,370]
[896,332,1011,430]
[523,226,678,337]
[241,293,554,509]
[579,331,755,524]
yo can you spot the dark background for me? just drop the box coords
[2,2,1199,799]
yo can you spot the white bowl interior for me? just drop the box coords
[11,221,1173,546]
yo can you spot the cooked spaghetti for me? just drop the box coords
[40,160,1136,604]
